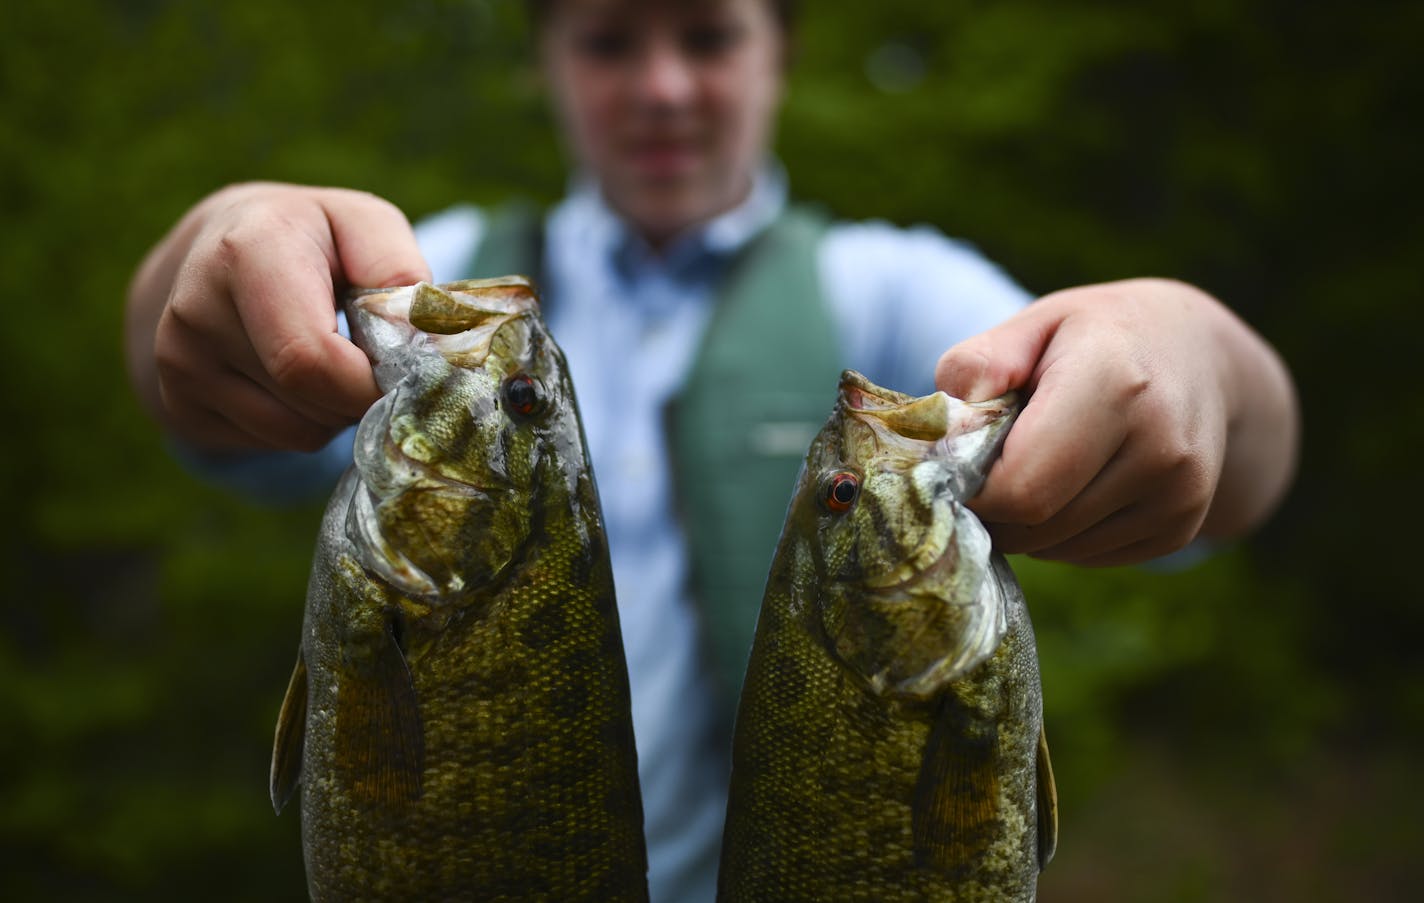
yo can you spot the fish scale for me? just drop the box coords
[271,278,648,902]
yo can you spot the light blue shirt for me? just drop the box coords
[187,166,1029,901]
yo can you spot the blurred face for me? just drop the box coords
[539,0,786,245]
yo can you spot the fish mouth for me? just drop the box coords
[838,369,1018,500]
[840,371,948,439]
[347,279,539,384]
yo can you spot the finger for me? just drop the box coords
[1054,530,1201,569]
[158,399,273,451]
[968,367,1130,527]
[1017,504,1152,563]
[983,436,1136,554]
[1024,494,1205,566]
[158,300,353,430]
[935,299,1064,401]
[165,369,343,453]
[213,371,346,452]
[988,431,1216,563]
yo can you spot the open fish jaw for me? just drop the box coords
[347,278,538,387]
[822,371,1018,698]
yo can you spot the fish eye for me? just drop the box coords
[824,472,860,513]
[502,374,541,417]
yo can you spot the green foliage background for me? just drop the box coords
[2,0,1419,899]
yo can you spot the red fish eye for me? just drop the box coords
[826,472,859,513]
[503,375,539,416]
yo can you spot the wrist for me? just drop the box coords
[1195,288,1299,538]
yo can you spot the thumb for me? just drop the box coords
[934,300,1063,401]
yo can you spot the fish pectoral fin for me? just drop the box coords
[1036,724,1059,870]
[334,625,426,806]
[270,647,308,814]
[911,696,1000,875]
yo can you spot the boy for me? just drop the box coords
[125,1,1298,898]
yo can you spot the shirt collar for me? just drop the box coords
[561,162,789,282]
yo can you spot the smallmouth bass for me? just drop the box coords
[718,371,1056,902]
[270,278,648,901]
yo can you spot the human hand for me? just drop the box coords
[124,182,431,452]
[935,278,1297,567]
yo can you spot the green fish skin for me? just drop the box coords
[269,278,649,902]
[718,370,1057,903]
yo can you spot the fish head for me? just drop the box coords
[792,370,1018,701]
[343,278,584,601]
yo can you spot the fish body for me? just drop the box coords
[270,279,648,901]
[718,371,1056,903]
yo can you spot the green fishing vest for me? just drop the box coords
[467,203,841,726]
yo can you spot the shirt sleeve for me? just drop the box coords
[170,205,488,504]
[818,220,1031,397]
